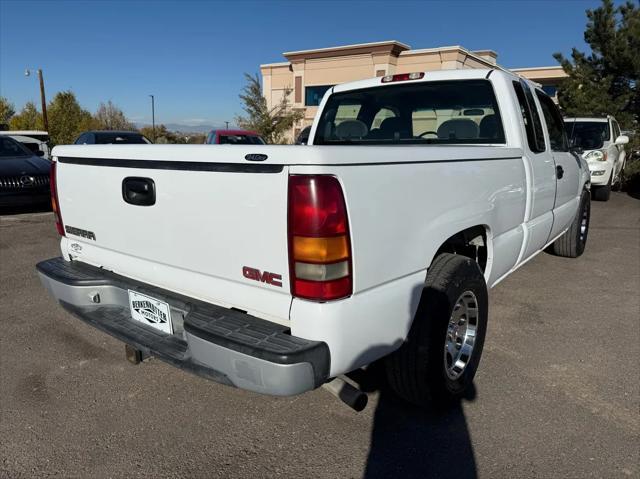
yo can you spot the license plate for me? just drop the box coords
[128,290,173,334]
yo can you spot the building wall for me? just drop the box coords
[260,41,566,142]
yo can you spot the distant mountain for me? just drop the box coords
[136,123,221,134]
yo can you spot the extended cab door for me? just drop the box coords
[535,90,581,240]
[512,80,556,261]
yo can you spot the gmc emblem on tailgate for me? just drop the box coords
[242,266,282,287]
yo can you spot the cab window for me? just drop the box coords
[536,90,568,152]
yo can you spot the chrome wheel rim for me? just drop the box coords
[579,200,589,243]
[444,291,479,380]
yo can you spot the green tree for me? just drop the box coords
[9,102,44,130]
[47,91,94,145]
[554,0,639,129]
[93,100,135,130]
[0,96,15,126]
[140,124,178,143]
[235,73,303,144]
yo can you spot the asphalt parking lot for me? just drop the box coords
[1,193,638,479]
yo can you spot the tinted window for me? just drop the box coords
[218,135,265,145]
[0,136,31,158]
[522,82,546,152]
[564,121,610,150]
[305,85,333,106]
[21,142,40,154]
[612,120,621,140]
[295,126,311,145]
[536,91,568,151]
[94,133,148,144]
[314,80,505,145]
[512,81,544,153]
[542,85,557,97]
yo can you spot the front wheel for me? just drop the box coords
[385,253,488,407]
[592,172,612,201]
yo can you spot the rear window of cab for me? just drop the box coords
[314,79,505,145]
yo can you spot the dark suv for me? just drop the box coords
[75,131,151,145]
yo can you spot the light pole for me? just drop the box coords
[149,94,155,142]
[24,68,49,131]
[225,121,229,130]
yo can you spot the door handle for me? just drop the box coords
[122,177,156,206]
[556,165,564,179]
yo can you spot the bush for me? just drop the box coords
[623,158,640,197]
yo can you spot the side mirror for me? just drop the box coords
[35,150,45,157]
[615,135,629,146]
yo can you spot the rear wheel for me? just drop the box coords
[549,189,590,258]
[385,253,488,407]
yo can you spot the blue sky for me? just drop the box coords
[0,0,610,128]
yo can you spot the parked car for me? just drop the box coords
[0,135,51,207]
[74,131,152,145]
[205,129,265,145]
[565,116,628,201]
[295,126,311,145]
[0,130,50,159]
[37,69,590,409]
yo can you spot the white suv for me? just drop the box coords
[565,117,629,201]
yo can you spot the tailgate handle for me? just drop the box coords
[122,177,156,206]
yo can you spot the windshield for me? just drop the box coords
[0,136,32,158]
[314,79,505,145]
[95,133,150,144]
[218,135,265,145]
[564,121,610,150]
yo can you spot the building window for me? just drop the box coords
[305,85,334,106]
[542,85,557,97]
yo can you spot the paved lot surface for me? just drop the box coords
[1,193,638,479]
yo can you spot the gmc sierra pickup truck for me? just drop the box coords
[37,69,590,407]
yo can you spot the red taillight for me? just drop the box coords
[288,175,352,301]
[50,161,65,236]
[381,72,424,83]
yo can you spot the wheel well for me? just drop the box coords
[434,226,489,273]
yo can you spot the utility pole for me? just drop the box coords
[38,70,49,132]
[24,68,49,131]
[225,121,229,130]
[149,95,155,142]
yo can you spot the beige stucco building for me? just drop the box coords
[260,40,567,141]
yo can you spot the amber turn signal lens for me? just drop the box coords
[293,235,349,263]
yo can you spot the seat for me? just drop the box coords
[335,120,368,140]
[479,114,499,139]
[376,117,411,140]
[437,119,479,140]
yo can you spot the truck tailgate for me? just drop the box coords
[53,146,292,324]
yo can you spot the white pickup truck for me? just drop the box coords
[37,69,591,407]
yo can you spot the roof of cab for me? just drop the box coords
[331,68,518,94]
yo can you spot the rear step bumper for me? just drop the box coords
[36,257,330,396]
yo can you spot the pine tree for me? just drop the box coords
[554,0,639,129]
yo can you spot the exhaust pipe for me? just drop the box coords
[322,377,368,412]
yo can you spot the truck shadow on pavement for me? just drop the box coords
[350,361,478,479]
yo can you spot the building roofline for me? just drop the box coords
[260,61,291,68]
[511,66,564,71]
[399,45,462,55]
[283,40,410,57]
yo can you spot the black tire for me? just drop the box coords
[549,189,590,258]
[385,253,488,407]
[592,173,612,201]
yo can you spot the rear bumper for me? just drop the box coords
[36,257,330,396]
